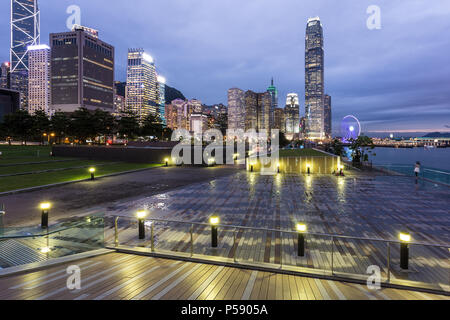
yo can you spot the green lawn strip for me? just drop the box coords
[279,149,328,157]
[0,157,80,166]
[0,163,163,192]
[0,146,52,158]
[0,160,112,176]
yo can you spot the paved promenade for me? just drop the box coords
[0,252,447,300]
[106,171,450,292]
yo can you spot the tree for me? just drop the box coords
[68,108,97,144]
[50,111,70,144]
[279,132,290,148]
[349,136,376,166]
[32,110,51,144]
[2,110,34,144]
[92,109,116,144]
[140,113,163,139]
[329,138,344,156]
[117,111,140,140]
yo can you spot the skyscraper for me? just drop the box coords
[324,94,332,138]
[10,0,40,110]
[157,75,166,125]
[274,108,284,132]
[27,44,50,115]
[257,92,271,136]
[285,93,300,140]
[305,17,325,140]
[0,62,11,89]
[267,78,278,128]
[244,90,258,131]
[50,26,115,113]
[125,49,158,120]
[227,88,245,131]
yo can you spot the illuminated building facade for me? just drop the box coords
[157,75,166,125]
[244,90,258,131]
[305,17,325,140]
[10,0,40,110]
[285,93,300,140]
[27,44,50,115]
[227,88,245,131]
[257,92,271,136]
[125,48,158,120]
[0,62,10,89]
[324,94,332,138]
[274,108,284,132]
[0,88,20,122]
[266,78,278,128]
[50,26,115,113]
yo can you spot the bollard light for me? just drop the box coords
[234,153,239,161]
[137,210,148,240]
[210,216,220,248]
[40,202,51,229]
[277,163,280,174]
[306,164,311,175]
[164,158,169,167]
[296,223,307,256]
[40,247,51,254]
[399,232,411,270]
[89,167,96,180]
[208,158,215,166]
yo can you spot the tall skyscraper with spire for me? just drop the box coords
[267,77,278,129]
[305,17,325,140]
[10,0,40,110]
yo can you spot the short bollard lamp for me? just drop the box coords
[338,165,344,176]
[277,163,280,174]
[40,202,51,229]
[306,164,311,175]
[210,216,220,248]
[399,232,411,270]
[164,158,169,167]
[296,223,307,257]
[137,210,148,240]
[89,167,96,180]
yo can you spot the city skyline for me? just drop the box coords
[0,1,449,133]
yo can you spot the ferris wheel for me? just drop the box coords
[341,115,361,142]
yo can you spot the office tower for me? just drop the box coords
[165,102,178,130]
[165,98,200,131]
[157,75,166,125]
[125,48,158,120]
[257,92,271,136]
[324,94,332,138]
[27,44,50,115]
[285,93,300,140]
[227,88,245,131]
[267,77,278,128]
[244,90,258,131]
[274,108,284,132]
[113,82,125,115]
[305,17,325,140]
[0,62,11,89]
[10,0,40,110]
[190,113,208,134]
[0,88,20,122]
[50,26,115,113]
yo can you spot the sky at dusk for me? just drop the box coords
[1,0,449,134]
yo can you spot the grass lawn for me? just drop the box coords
[0,163,162,192]
[279,149,328,157]
[0,160,112,175]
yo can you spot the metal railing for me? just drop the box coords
[106,215,450,292]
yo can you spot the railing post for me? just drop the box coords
[233,229,237,263]
[151,223,155,252]
[331,236,334,275]
[190,225,194,257]
[387,242,391,283]
[114,217,119,247]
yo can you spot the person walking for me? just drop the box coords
[414,162,421,183]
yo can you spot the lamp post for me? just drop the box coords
[296,223,307,257]
[277,163,280,174]
[137,210,147,240]
[164,158,169,167]
[89,168,96,180]
[210,216,219,248]
[307,164,311,175]
[399,232,411,270]
[40,202,51,229]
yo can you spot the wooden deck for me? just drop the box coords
[0,253,448,300]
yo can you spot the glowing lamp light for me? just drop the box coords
[157,75,166,84]
[349,126,355,132]
[142,53,154,63]
[40,202,51,210]
[296,223,307,233]
[89,168,96,173]
[399,232,411,243]
[210,216,220,225]
[40,247,51,254]
[136,210,148,220]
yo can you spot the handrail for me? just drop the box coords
[109,215,450,249]
[0,216,103,240]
